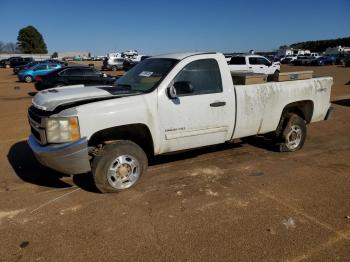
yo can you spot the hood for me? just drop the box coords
[32,85,140,112]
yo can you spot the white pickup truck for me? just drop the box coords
[27,52,333,193]
[228,55,280,74]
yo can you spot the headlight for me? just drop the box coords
[45,117,80,143]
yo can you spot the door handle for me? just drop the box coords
[249,67,252,69]
[210,101,226,107]
[260,66,263,68]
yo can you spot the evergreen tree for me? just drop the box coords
[17,26,48,54]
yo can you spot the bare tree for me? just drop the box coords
[0,41,4,52]
[0,41,20,54]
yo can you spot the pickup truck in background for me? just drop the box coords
[27,52,333,193]
[228,55,280,74]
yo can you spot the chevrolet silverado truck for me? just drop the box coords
[27,52,333,193]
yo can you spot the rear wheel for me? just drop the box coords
[24,75,33,83]
[278,114,306,152]
[92,140,148,193]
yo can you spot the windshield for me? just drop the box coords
[114,58,178,92]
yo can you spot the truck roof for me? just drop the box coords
[151,52,217,60]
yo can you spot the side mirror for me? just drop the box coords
[167,85,177,99]
[167,81,193,99]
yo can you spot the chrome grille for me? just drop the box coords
[28,107,47,145]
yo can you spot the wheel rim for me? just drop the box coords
[107,155,140,190]
[25,76,32,83]
[286,125,302,150]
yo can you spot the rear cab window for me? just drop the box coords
[229,56,246,65]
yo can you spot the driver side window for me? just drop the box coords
[174,59,222,96]
[35,65,47,71]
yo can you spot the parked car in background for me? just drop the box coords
[280,55,298,64]
[35,66,116,90]
[13,59,67,75]
[123,56,151,71]
[13,61,41,74]
[18,63,63,83]
[0,59,7,67]
[0,57,33,68]
[292,55,315,66]
[345,57,350,67]
[228,55,280,74]
[224,54,233,63]
[101,57,125,71]
[309,56,336,66]
[122,60,138,71]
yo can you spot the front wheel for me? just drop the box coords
[92,140,148,193]
[24,75,33,83]
[279,114,306,152]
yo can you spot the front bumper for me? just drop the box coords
[18,74,25,81]
[28,135,91,175]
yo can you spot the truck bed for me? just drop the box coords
[232,77,333,139]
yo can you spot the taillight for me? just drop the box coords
[35,76,43,81]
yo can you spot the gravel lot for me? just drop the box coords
[0,64,349,261]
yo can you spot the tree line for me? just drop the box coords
[289,37,350,52]
[0,26,47,54]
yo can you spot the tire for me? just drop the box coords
[24,75,33,83]
[92,140,148,193]
[279,113,306,152]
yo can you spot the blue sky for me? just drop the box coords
[1,0,349,55]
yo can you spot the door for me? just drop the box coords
[81,68,104,85]
[158,59,232,153]
[248,57,266,74]
[47,63,60,73]
[60,68,85,85]
[33,64,49,77]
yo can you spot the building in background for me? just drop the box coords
[57,51,90,60]
[0,53,50,60]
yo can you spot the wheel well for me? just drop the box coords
[276,100,314,135]
[88,124,154,157]
[283,100,314,123]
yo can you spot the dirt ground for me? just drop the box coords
[0,64,349,261]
